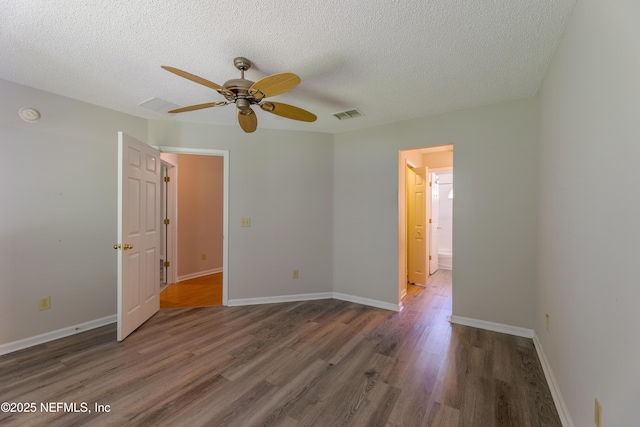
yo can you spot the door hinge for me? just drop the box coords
[429,218,432,224]
[429,255,432,260]
[429,182,432,187]
[163,261,170,268]
[164,176,170,182]
[164,218,170,225]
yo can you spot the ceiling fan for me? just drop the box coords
[161,57,317,133]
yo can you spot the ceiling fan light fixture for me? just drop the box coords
[236,98,251,111]
[333,109,363,120]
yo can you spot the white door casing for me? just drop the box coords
[407,166,428,286]
[429,173,440,274]
[117,132,161,341]
[157,146,230,306]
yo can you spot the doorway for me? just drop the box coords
[157,147,229,308]
[398,145,453,302]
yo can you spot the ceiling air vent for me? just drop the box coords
[332,109,363,120]
[138,97,182,115]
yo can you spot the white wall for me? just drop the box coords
[148,120,334,301]
[334,97,539,328]
[436,172,453,255]
[537,0,640,425]
[0,79,147,344]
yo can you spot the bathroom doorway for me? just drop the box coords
[399,144,453,300]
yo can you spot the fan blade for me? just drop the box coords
[250,73,300,98]
[259,101,317,122]
[238,109,257,133]
[168,102,218,114]
[161,66,225,91]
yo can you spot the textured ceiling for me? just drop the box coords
[0,0,575,134]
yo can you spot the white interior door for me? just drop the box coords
[407,166,428,286]
[117,132,161,341]
[429,173,440,274]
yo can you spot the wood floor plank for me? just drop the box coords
[0,270,561,427]
[160,273,223,308]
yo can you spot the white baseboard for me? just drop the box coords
[332,293,401,311]
[228,292,334,306]
[177,268,222,283]
[229,292,401,312]
[448,316,572,426]
[533,334,574,427]
[449,315,535,338]
[0,315,116,356]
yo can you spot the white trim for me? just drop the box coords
[228,292,401,312]
[228,293,333,306]
[448,316,573,424]
[177,268,223,283]
[333,293,401,311]
[533,334,574,427]
[449,315,535,338]
[428,166,453,173]
[157,146,230,307]
[0,315,116,356]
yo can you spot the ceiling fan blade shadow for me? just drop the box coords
[161,66,225,91]
[250,73,300,98]
[168,102,218,114]
[238,109,258,133]
[260,101,317,122]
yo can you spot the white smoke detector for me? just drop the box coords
[19,107,41,122]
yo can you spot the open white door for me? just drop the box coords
[117,132,161,341]
[407,166,428,286]
[429,173,440,274]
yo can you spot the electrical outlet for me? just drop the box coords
[546,313,550,332]
[241,217,251,227]
[595,398,602,427]
[38,296,51,311]
[201,253,207,260]
[292,269,299,279]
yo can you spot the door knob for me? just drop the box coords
[123,243,134,250]
[113,244,121,250]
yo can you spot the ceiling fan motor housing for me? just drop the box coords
[236,98,251,111]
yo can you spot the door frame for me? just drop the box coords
[398,145,454,307]
[160,158,177,287]
[156,146,230,306]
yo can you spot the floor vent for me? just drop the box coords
[332,109,363,120]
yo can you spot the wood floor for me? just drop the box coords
[160,273,223,309]
[0,269,560,426]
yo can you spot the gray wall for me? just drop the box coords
[333,97,539,328]
[1,78,540,351]
[148,120,335,301]
[0,79,147,343]
[537,0,640,425]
